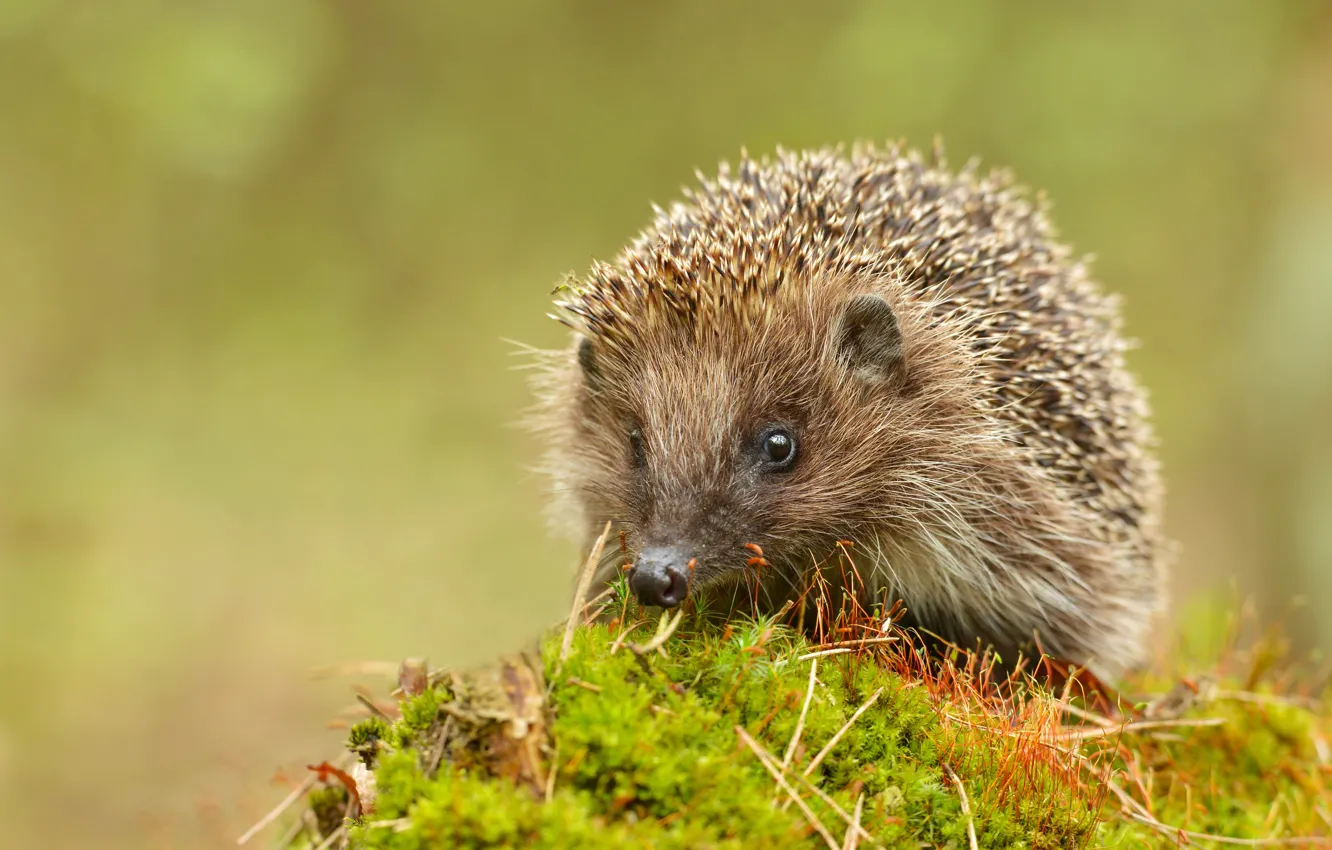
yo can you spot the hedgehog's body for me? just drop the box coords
[533,145,1165,678]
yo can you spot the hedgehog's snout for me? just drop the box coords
[629,547,692,608]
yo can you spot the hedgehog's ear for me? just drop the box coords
[577,336,601,388]
[835,294,905,385]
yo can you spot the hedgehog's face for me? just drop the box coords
[568,287,911,611]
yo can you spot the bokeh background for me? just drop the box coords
[2,1,1331,847]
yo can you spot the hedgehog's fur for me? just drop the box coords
[531,143,1166,678]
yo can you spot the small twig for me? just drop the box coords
[629,607,687,657]
[1055,716,1226,742]
[797,647,854,662]
[945,766,979,850]
[566,676,603,694]
[363,817,413,832]
[800,636,896,654]
[355,693,392,721]
[783,658,819,770]
[308,661,401,680]
[1123,811,1331,846]
[560,520,613,666]
[424,715,453,780]
[802,688,884,778]
[236,773,320,845]
[735,727,841,850]
[797,637,896,662]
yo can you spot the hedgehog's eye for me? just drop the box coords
[757,426,797,472]
[629,428,647,470]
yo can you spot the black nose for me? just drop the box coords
[630,548,691,608]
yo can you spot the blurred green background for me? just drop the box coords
[2,1,1331,847]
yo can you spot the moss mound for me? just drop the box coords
[262,593,1329,849]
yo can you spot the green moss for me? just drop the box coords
[1095,695,1329,843]
[302,607,1329,849]
[399,689,444,735]
[309,783,351,839]
[350,716,392,767]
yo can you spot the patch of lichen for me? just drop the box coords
[294,601,1329,849]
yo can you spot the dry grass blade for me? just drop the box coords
[300,811,320,844]
[945,765,979,850]
[747,726,881,846]
[236,773,320,845]
[629,606,686,656]
[790,765,881,846]
[544,740,560,802]
[1072,738,1329,847]
[1212,689,1323,711]
[312,825,346,850]
[735,726,841,850]
[273,814,306,850]
[844,793,865,850]
[423,715,453,780]
[1055,716,1226,742]
[579,585,617,624]
[802,687,884,778]
[609,619,648,654]
[559,520,613,666]
[1123,812,1332,846]
[783,658,819,770]
[1041,696,1117,728]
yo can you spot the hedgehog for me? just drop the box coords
[530,143,1166,678]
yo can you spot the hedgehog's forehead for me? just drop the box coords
[561,245,870,350]
[576,269,830,423]
[564,259,790,344]
[612,335,780,456]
